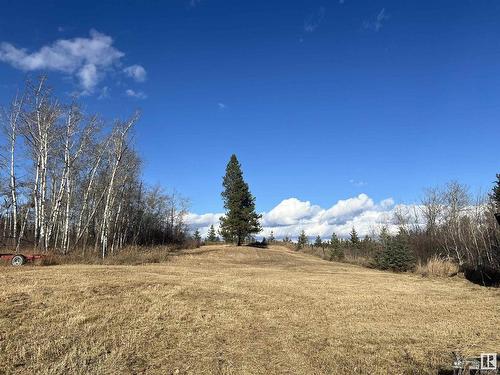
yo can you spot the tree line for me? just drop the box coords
[5,76,496,277]
[275,178,500,279]
[0,77,189,258]
[210,155,500,281]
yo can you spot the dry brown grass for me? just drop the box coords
[416,256,460,278]
[49,246,174,266]
[0,246,177,267]
[0,245,499,374]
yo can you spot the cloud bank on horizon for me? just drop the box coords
[0,29,146,96]
[186,193,414,240]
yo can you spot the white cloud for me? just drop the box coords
[218,102,226,110]
[123,64,147,82]
[0,29,145,93]
[77,63,99,92]
[185,212,223,237]
[363,8,389,32]
[263,198,321,226]
[321,193,375,224]
[379,198,394,210]
[304,7,326,33]
[125,89,147,99]
[186,194,407,240]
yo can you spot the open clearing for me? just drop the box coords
[1,245,499,374]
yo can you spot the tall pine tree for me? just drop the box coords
[219,155,262,246]
[350,227,360,245]
[314,235,323,248]
[206,225,218,242]
[193,229,202,246]
[297,230,308,249]
[330,232,340,248]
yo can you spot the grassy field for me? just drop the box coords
[1,245,499,374]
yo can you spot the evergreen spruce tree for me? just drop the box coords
[330,232,340,248]
[297,230,308,250]
[349,227,360,245]
[206,225,218,243]
[373,228,415,272]
[219,225,233,243]
[193,229,202,245]
[379,225,390,247]
[314,235,323,248]
[219,155,262,246]
[328,232,343,260]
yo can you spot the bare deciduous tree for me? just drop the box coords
[0,77,189,257]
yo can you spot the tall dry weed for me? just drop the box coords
[416,255,459,277]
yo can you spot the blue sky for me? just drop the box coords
[0,0,499,237]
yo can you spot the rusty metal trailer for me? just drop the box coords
[0,253,44,266]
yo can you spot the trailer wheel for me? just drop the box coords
[11,255,25,266]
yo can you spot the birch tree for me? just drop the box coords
[0,76,189,257]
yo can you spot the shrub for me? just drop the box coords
[248,239,268,249]
[373,235,415,272]
[415,256,459,277]
[296,230,308,250]
[328,247,344,261]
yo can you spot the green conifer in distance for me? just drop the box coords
[328,233,343,260]
[297,230,308,250]
[349,227,360,245]
[379,225,390,247]
[314,235,323,248]
[193,229,202,245]
[330,233,340,248]
[373,228,415,272]
[206,225,218,242]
